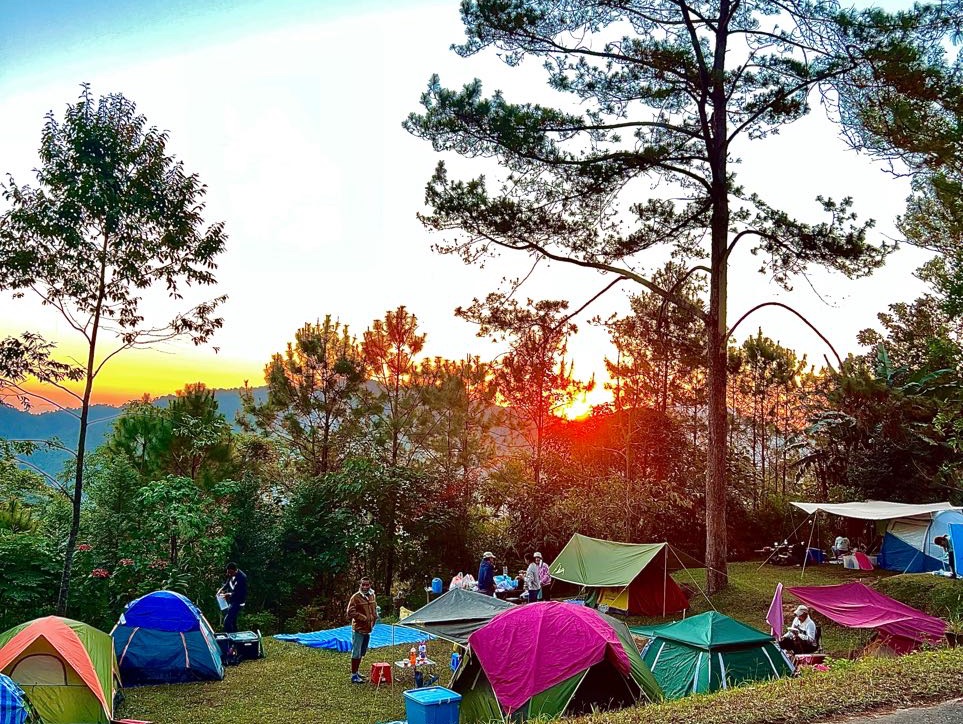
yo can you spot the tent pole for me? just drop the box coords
[663,544,667,617]
[801,515,817,579]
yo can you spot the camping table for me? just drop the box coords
[393,659,437,687]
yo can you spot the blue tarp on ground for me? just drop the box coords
[274,623,432,652]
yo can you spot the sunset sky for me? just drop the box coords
[0,0,931,410]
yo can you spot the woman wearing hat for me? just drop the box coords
[779,605,818,654]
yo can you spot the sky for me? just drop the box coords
[0,0,934,410]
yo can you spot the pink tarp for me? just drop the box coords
[467,601,630,713]
[789,582,945,652]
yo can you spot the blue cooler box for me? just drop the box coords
[404,686,462,724]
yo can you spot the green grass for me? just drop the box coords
[573,648,963,724]
[117,562,918,724]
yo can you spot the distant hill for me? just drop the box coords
[0,387,267,481]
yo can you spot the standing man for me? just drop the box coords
[218,562,247,633]
[347,576,378,684]
[522,553,541,603]
[534,552,552,601]
[477,552,496,596]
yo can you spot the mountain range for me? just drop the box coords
[0,387,266,481]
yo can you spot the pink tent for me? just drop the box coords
[466,602,631,713]
[788,582,945,653]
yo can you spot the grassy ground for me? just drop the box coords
[117,562,903,724]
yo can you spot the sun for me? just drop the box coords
[557,391,595,421]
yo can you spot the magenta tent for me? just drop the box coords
[788,582,945,653]
[454,602,662,720]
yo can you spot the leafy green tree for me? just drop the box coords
[242,317,366,477]
[404,2,952,588]
[165,383,234,486]
[799,347,961,502]
[0,87,227,613]
[858,296,962,374]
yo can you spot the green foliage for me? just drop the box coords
[240,316,366,477]
[0,532,59,630]
[876,574,963,619]
[240,610,278,635]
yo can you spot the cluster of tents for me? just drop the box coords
[398,526,956,722]
[0,591,224,724]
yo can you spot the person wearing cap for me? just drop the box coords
[478,551,496,596]
[522,552,542,603]
[779,605,818,654]
[534,552,552,601]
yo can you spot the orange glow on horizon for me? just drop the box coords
[556,389,606,421]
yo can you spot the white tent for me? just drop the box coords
[790,500,960,520]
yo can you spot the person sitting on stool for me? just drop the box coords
[779,605,818,655]
[832,535,850,559]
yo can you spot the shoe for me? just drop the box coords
[351,673,364,684]
[356,673,367,682]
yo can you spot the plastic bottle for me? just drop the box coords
[409,647,416,666]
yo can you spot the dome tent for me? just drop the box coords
[0,616,120,724]
[634,611,793,699]
[0,673,31,724]
[112,590,224,685]
[452,602,662,722]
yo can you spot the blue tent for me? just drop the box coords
[878,509,963,573]
[0,673,30,724]
[112,591,224,685]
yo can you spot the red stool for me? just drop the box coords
[370,662,392,686]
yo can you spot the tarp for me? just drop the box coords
[633,612,793,699]
[468,602,632,713]
[0,674,29,724]
[0,617,119,724]
[790,500,960,520]
[112,591,224,685]
[550,534,688,615]
[766,583,784,638]
[274,623,430,652]
[788,582,945,652]
[398,588,513,644]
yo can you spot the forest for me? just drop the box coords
[3,280,962,634]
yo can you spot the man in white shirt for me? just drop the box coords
[832,535,850,559]
[779,605,818,654]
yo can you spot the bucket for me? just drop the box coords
[431,577,443,594]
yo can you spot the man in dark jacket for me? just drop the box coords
[219,563,247,633]
[346,576,378,683]
[477,552,496,596]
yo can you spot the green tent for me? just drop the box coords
[399,588,514,644]
[633,612,793,699]
[452,604,662,722]
[549,534,689,615]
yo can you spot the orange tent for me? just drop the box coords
[0,616,119,724]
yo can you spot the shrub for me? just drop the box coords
[241,610,278,635]
[283,604,331,634]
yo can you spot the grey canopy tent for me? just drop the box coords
[399,588,514,644]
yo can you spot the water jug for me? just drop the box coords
[431,577,443,594]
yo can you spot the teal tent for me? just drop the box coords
[633,612,793,699]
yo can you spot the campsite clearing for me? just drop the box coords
[118,563,904,723]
